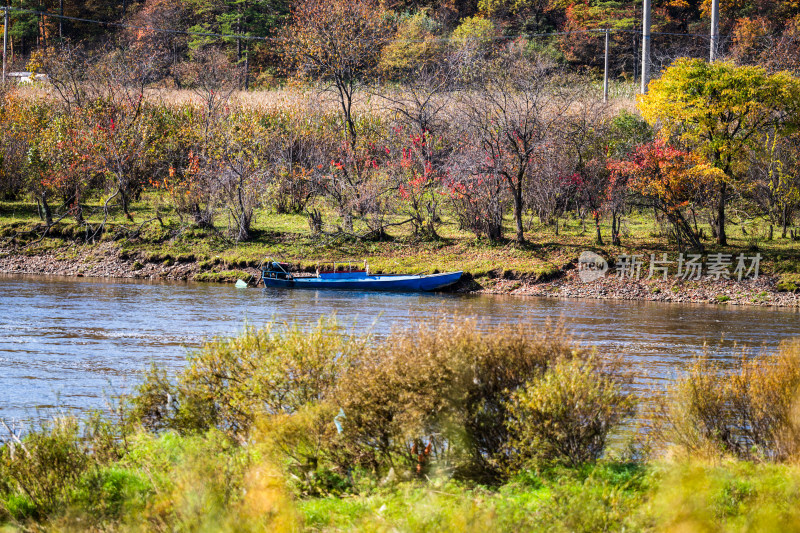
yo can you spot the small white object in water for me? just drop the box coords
[235,279,248,289]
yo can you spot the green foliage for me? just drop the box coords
[505,356,635,469]
[193,269,251,283]
[70,467,151,521]
[607,110,653,158]
[452,16,497,51]
[0,417,91,520]
[777,275,800,292]
[380,11,443,76]
[186,0,289,52]
[652,461,800,533]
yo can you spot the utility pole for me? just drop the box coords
[710,0,719,61]
[603,29,610,103]
[3,7,8,84]
[641,0,651,94]
[59,0,63,40]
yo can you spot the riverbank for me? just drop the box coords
[1,241,797,307]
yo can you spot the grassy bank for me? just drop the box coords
[3,320,800,531]
[2,198,799,296]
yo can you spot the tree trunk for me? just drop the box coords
[40,193,53,226]
[595,213,603,245]
[513,188,525,243]
[716,182,727,245]
[120,190,134,222]
[73,202,84,225]
[782,204,788,239]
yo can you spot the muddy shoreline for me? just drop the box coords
[1,244,797,308]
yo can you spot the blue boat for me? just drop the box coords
[260,261,462,292]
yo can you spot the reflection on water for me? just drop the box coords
[1,273,799,424]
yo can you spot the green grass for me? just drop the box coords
[296,463,651,532]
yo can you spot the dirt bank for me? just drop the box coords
[1,244,797,307]
[471,268,799,307]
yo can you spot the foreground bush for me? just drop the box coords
[125,319,632,484]
[0,428,297,531]
[660,340,800,461]
[506,356,636,469]
[128,317,365,437]
[335,321,631,481]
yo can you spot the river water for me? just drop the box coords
[1,273,799,426]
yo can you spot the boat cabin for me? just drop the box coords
[262,261,293,280]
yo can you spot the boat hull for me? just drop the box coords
[262,271,462,292]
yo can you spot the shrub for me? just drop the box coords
[505,356,636,469]
[257,402,353,496]
[336,320,596,481]
[0,417,91,520]
[659,341,800,461]
[125,363,176,433]
[451,16,497,52]
[380,11,443,76]
[127,318,366,438]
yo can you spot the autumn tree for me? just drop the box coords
[749,130,800,239]
[31,43,166,232]
[729,16,800,73]
[609,140,720,251]
[380,50,463,239]
[595,110,654,246]
[268,105,330,215]
[446,152,508,242]
[211,110,273,241]
[283,0,392,230]
[459,52,575,243]
[283,0,390,152]
[478,0,557,33]
[0,86,46,202]
[386,128,448,239]
[380,11,444,78]
[28,113,99,226]
[167,49,243,229]
[639,58,800,245]
[123,0,191,85]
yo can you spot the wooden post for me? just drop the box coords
[641,0,651,94]
[603,29,610,103]
[710,0,719,61]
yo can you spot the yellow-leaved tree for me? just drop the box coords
[638,58,800,245]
